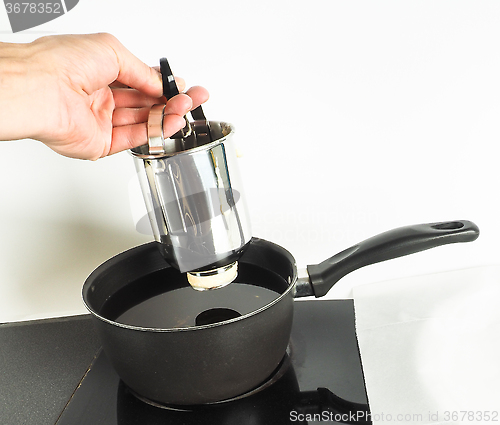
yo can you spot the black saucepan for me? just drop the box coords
[82,220,479,405]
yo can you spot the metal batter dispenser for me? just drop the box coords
[130,59,251,290]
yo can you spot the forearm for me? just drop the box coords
[0,41,45,141]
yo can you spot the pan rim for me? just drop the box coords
[82,240,298,333]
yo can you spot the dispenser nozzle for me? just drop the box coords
[187,262,239,291]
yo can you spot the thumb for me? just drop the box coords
[96,33,163,98]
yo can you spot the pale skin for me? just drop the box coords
[0,33,209,160]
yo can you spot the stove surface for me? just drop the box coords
[56,300,371,425]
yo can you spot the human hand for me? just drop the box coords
[0,33,209,160]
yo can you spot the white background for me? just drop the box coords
[1,1,499,322]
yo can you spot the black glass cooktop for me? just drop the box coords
[56,300,371,425]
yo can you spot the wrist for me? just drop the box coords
[0,41,52,142]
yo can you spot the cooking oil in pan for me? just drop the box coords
[114,283,279,329]
[102,265,287,329]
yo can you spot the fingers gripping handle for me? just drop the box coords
[159,57,206,120]
[306,220,480,298]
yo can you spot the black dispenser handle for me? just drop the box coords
[303,220,480,298]
[159,57,207,120]
[160,57,179,98]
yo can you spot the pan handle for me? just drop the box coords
[298,220,479,298]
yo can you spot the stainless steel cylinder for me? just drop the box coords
[130,120,251,290]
